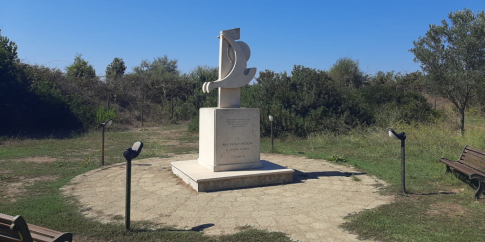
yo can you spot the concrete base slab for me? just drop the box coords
[171,159,294,192]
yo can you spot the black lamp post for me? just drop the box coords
[388,128,407,194]
[123,141,143,231]
[100,119,112,166]
[269,114,274,153]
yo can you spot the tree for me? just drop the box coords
[328,57,367,89]
[105,57,126,80]
[66,54,96,78]
[410,9,485,133]
[104,57,127,108]
[0,30,20,82]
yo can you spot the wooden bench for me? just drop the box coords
[0,213,72,242]
[439,145,485,200]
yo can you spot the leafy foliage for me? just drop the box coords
[66,54,96,79]
[105,57,126,81]
[328,154,347,163]
[410,8,485,133]
[358,84,438,126]
[244,66,374,137]
[0,30,439,137]
[95,106,116,124]
[0,32,84,136]
[329,57,367,89]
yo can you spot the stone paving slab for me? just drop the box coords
[62,154,393,242]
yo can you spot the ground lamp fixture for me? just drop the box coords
[123,141,144,231]
[100,119,113,166]
[388,128,407,194]
[269,114,274,153]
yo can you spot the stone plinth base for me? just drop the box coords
[198,108,261,172]
[171,160,294,192]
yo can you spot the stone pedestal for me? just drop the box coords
[171,160,294,192]
[198,107,261,171]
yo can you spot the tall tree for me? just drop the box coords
[104,57,126,108]
[0,29,25,135]
[105,57,126,80]
[328,57,367,89]
[410,9,485,133]
[0,30,20,83]
[66,54,96,78]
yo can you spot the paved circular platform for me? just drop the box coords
[62,153,393,242]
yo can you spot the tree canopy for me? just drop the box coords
[328,57,367,89]
[105,57,126,80]
[66,54,96,78]
[410,8,485,133]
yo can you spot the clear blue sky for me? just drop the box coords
[1,0,483,77]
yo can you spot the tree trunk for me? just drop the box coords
[141,94,144,127]
[460,107,465,136]
[171,96,174,120]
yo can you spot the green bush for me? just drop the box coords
[358,85,439,127]
[95,106,116,124]
[244,66,374,138]
[188,115,199,133]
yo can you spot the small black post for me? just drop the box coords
[123,141,143,231]
[388,128,407,194]
[269,114,274,153]
[271,121,274,153]
[101,126,106,166]
[125,156,131,230]
[100,119,112,166]
[401,138,406,194]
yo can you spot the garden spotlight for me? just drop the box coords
[269,114,274,153]
[123,141,143,231]
[100,119,113,166]
[388,128,407,193]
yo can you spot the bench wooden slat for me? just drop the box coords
[465,147,485,162]
[465,146,485,156]
[0,234,22,242]
[462,150,485,170]
[29,224,62,237]
[443,161,478,177]
[0,214,16,224]
[0,222,22,239]
[46,233,72,242]
[455,158,481,175]
[31,233,54,242]
[462,156,485,171]
[464,150,485,162]
[463,149,485,163]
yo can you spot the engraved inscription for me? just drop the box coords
[222,140,254,159]
[226,118,250,128]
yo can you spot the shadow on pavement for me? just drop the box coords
[293,169,366,182]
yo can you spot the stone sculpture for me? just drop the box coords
[202,28,256,108]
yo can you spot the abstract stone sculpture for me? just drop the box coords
[202,28,256,108]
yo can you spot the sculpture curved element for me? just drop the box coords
[202,33,256,93]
